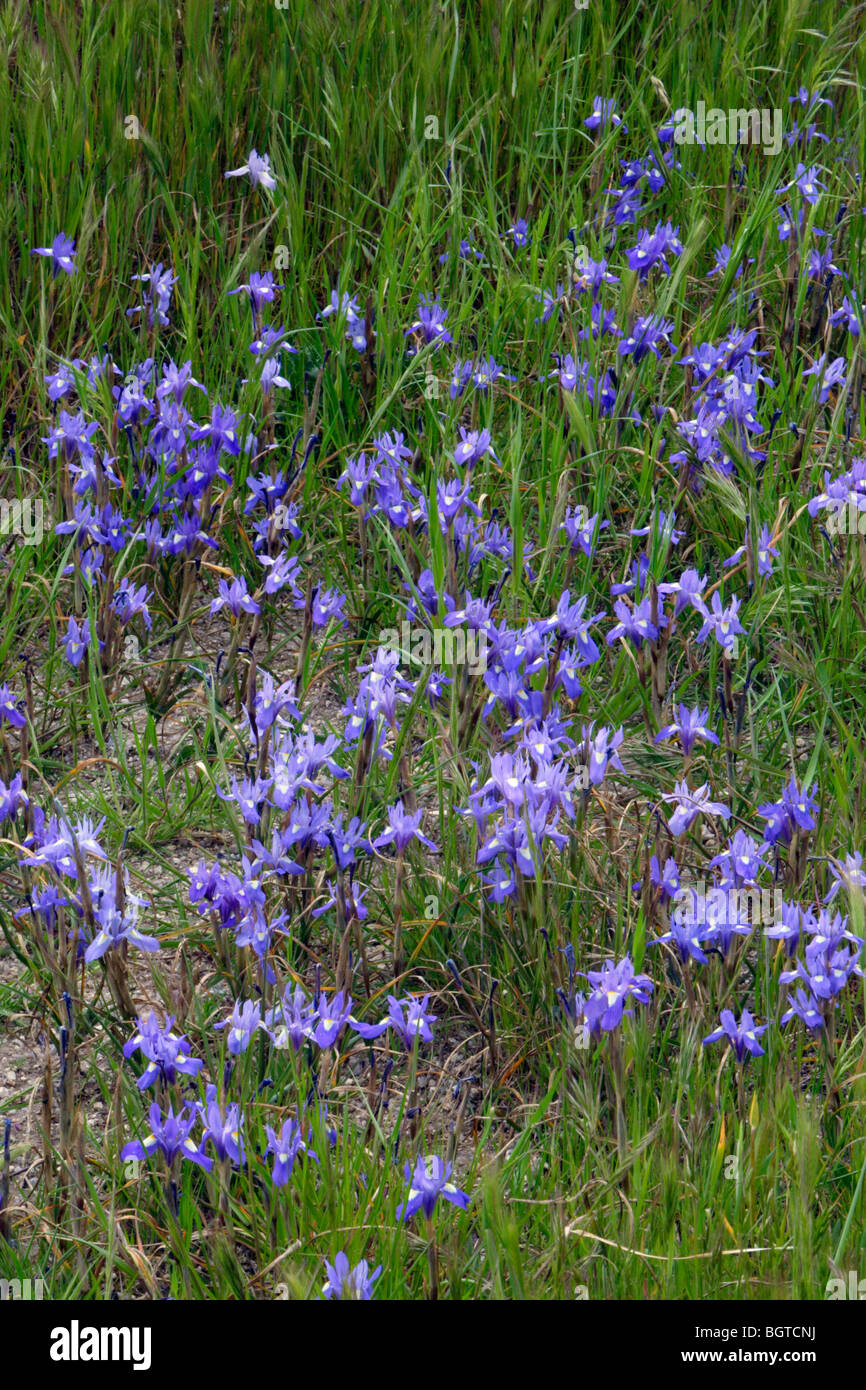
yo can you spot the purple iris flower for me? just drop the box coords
[584,96,625,133]
[551,591,604,658]
[571,255,619,297]
[780,988,823,1031]
[85,899,160,962]
[45,360,76,401]
[618,315,676,362]
[436,476,479,528]
[650,854,681,900]
[805,244,841,281]
[312,990,355,1049]
[757,778,819,844]
[654,705,719,757]
[156,358,207,403]
[111,579,152,631]
[703,1008,768,1061]
[709,829,769,886]
[651,915,709,965]
[14,885,70,940]
[228,270,282,315]
[200,1085,245,1165]
[258,356,293,402]
[453,426,500,470]
[776,204,801,242]
[554,647,585,699]
[0,774,28,822]
[225,148,278,189]
[581,955,653,1032]
[98,505,131,553]
[63,546,104,590]
[695,592,746,654]
[607,596,659,648]
[190,403,242,456]
[310,585,347,628]
[246,469,289,514]
[319,289,363,329]
[471,356,515,392]
[115,377,154,428]
[259,552,303,599]
[249,827,306,881]
[629,510,684,546]
[160,511,219,556]
[552,352,582,391]
[708,243,753,279]
[55,501,105,547]
[373,431,413,469]
[755,526,780,577]
[506,217,531,247]
[764,900,805,958]
[32,232,77,278]
[802,907,864,957]
[803,354,847,403]
[626,221,682,280]
[789,86,833,111]
[479,861,517,902]
[611,557,649,599]
[43,409,100,462]
[581,723,625,786]
[264,1118,317,1186]
[405,295,452,349]
[149,398,190,456]
[338,452,377,506]
[0,685,26,729]
[756,800,790,845]
[216,775,272,827]
[22,812,107,876]
[372,801,439,855]
[235,905,287,969]
[127,263,178,328]
[661,781,730,837]
[262,983,319,1052]
[560,507,609,557]
[354,994,436,1049]
[322,1252,382,1300]
[396,1155,470,1221]
[121,1102,212,1171]
[655,571,704,621]
[438,236,484,265]
[829,296,861,337]
[825,852,866,904]
[215,999,262,1055]
[250,323,293,359]
[122,1013,203,1090]
[210,576,261,618]
[781,943,864,1000]
[450,358,474,399]
[534,283,566,323]
[327,814,372,870]
[776,162,826,205]
[250,673,301,731]
[610,186,644,226]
